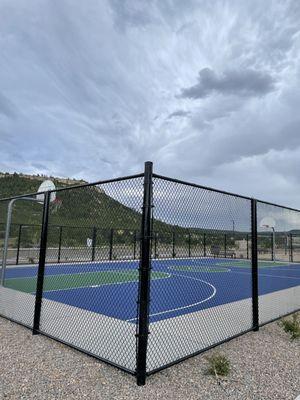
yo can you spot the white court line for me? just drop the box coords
[261,267,300,273]
[41,273,171,293]
[167,265,231,273]
[126,272,216,322]
[5,258,139,269]
[5,272,171,293]
[229,269,300,280]
[5,268,139,281]
[5,256,210,269]
[4,256,235,270]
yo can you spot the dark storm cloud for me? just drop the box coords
[180,68,276,99]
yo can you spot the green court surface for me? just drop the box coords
[170,265,228,273]
[4,270,169,294]
[216,260,290,269]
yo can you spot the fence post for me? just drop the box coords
[271,232,274,261]
[203,233,206,257]
[154,231,158,259]
[109,228,114,260]
[136,161,153,386]
[33,191,50,335]
[251,199,259,331]
[133,230,137,260]
[172,231,176,258]
[285,233,287,255]
[91,227,97,261]
[58,226,63,263]
[224,234,227,258]
[290,234,293,263]
[188,232,191,258]
[16,224,23,265]
[246,234,249,259]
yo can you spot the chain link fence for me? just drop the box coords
[0,162,299,385]
[257,201,300,325]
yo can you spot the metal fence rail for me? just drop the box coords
[0,223,253,265]
[0,161,299,385]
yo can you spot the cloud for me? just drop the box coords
[0,0,300,210]
[168,110,191,119]
[180,68,276,99]
[109,0,156,31]
[0,92,18,118]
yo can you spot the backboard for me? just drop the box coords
[259,216,276,229]
[36,180,56,203]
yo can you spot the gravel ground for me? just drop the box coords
[0,314,299,400]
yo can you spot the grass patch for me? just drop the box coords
[205,353,230,377]
[280,314,300,340]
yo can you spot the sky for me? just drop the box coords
[0,0,300,208]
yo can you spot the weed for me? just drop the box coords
[205,353,230,378]
[281,313,300,340]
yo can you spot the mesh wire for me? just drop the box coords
[257,202,300,324]
[146,177,252,372]
[38,177,143,372]
[0,172,300,380]
[0,195,42,327]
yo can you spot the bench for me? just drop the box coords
[211,245,236,259]
[258,248,269,254]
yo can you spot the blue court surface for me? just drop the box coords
[3,257,300,323]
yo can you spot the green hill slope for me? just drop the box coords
[0,172,143,232]
[0,173,185,249]
[0,172,242,254]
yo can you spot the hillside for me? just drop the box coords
[0,173,187,248]
[0,172,142,230]
[0,172,245,251]
[0,172,86,197]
